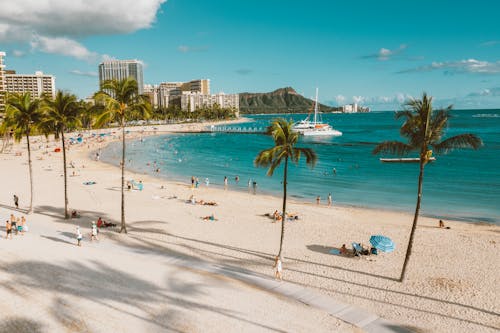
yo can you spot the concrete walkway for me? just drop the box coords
[149,253,413,333]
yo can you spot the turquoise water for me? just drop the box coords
[102,109,500,224]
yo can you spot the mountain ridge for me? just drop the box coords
[239,87,342,114]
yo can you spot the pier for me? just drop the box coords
[207,125,266,134]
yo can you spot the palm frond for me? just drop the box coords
[372,141,414,156]
[432,134,483,154]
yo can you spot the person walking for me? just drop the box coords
[274,256,283,281]
[328,193,332,206]
[91,222,99,241]
[13,194,19,209]
[76,226,83,246]
[316,196,321,205]
[224,176,228,190]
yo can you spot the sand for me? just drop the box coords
[0,120,498,333]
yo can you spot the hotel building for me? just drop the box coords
[4,70,56,101]
[0,52,5,113]
[98,59,144,94]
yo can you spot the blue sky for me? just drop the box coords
[1,0,500,110]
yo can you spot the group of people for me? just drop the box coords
[5,214,28,239]
[75,217,116,246]
[316,193,333,206]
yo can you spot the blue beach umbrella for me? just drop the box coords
[369,235,395,253]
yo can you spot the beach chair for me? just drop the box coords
[352,243,363,257]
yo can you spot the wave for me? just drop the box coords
[472,114,499,118]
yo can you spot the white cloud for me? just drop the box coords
[362,44,408,61]
[69,69,98,77]
[31,35,98,61]
[178,45,209,53]
[0,0,166,60]
[335,94,345,105]
[398,59,500,75]
[12,50,26,57]
[352,96,365,104]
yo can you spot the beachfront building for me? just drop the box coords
[144,79,212,109]
[4,70,56,101]
[342,103,370,113]
[0,51,5,113]
[98,59,144,94]
[180,91,239,113]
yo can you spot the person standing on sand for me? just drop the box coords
[316,196,321,205]
[91,222,99,241]
[76,226,83,246]
[191,176,195,188]
[5,220,12,239]
[13,194,19,209]
[274,256,283,281]
[252,181,257,195]
[224,176,228,190]
[328,193,332,206]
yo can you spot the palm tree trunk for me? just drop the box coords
[26,132,34,214]
[399,160,425,282]
[120,119,127,233]
[277,156,288,260]
[61,131,69,219]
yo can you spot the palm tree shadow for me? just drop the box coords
[0,317,44,333]
[40,235,74,246]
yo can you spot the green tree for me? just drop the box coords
[94,78,151,233]
[42,91,82,219]
[4,92,44,213]
[373,93,482,282]
[255,118,317,260]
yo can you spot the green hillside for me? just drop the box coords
[239,87,341,114]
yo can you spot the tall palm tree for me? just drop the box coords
[373,93,482,282]
[255,118,317,260]
[94,77,151,233]
[4,92,44,213]
[42,90,82,219]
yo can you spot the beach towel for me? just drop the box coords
[329,249,340,255]
[83,181,96,185]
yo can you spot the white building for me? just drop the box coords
[342,103,358,113]
[4,70,56,101]
[180,92,239,112]
[98,59,144,94]
[0,51,5,112]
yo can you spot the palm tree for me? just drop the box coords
[94,77,151,233]
[373,93,482,282]
[255,118,317,260]
[4,92,44,213]
[42,91,82,219]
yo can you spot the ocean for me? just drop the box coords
[102,109,500,224]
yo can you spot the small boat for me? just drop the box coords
[292,88,342,136]
[380,157,436,163]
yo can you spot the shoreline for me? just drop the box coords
[98,126,498,227]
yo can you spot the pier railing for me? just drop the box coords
[208,125,266,134]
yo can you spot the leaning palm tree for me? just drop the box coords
[373,93,482,282]
[41,90,82,219]
[255,118,317,260]
[94,77,151,233]
[4,92,44,213]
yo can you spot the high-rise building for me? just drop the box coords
[0,51,6,113]
[98,59,144,94]
[4,70,56,101]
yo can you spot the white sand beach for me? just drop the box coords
[0,121,498,333]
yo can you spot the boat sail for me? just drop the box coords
[292,88,342,136]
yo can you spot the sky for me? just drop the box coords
[1,0,500,110]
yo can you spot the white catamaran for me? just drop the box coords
[292,88,342,136]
